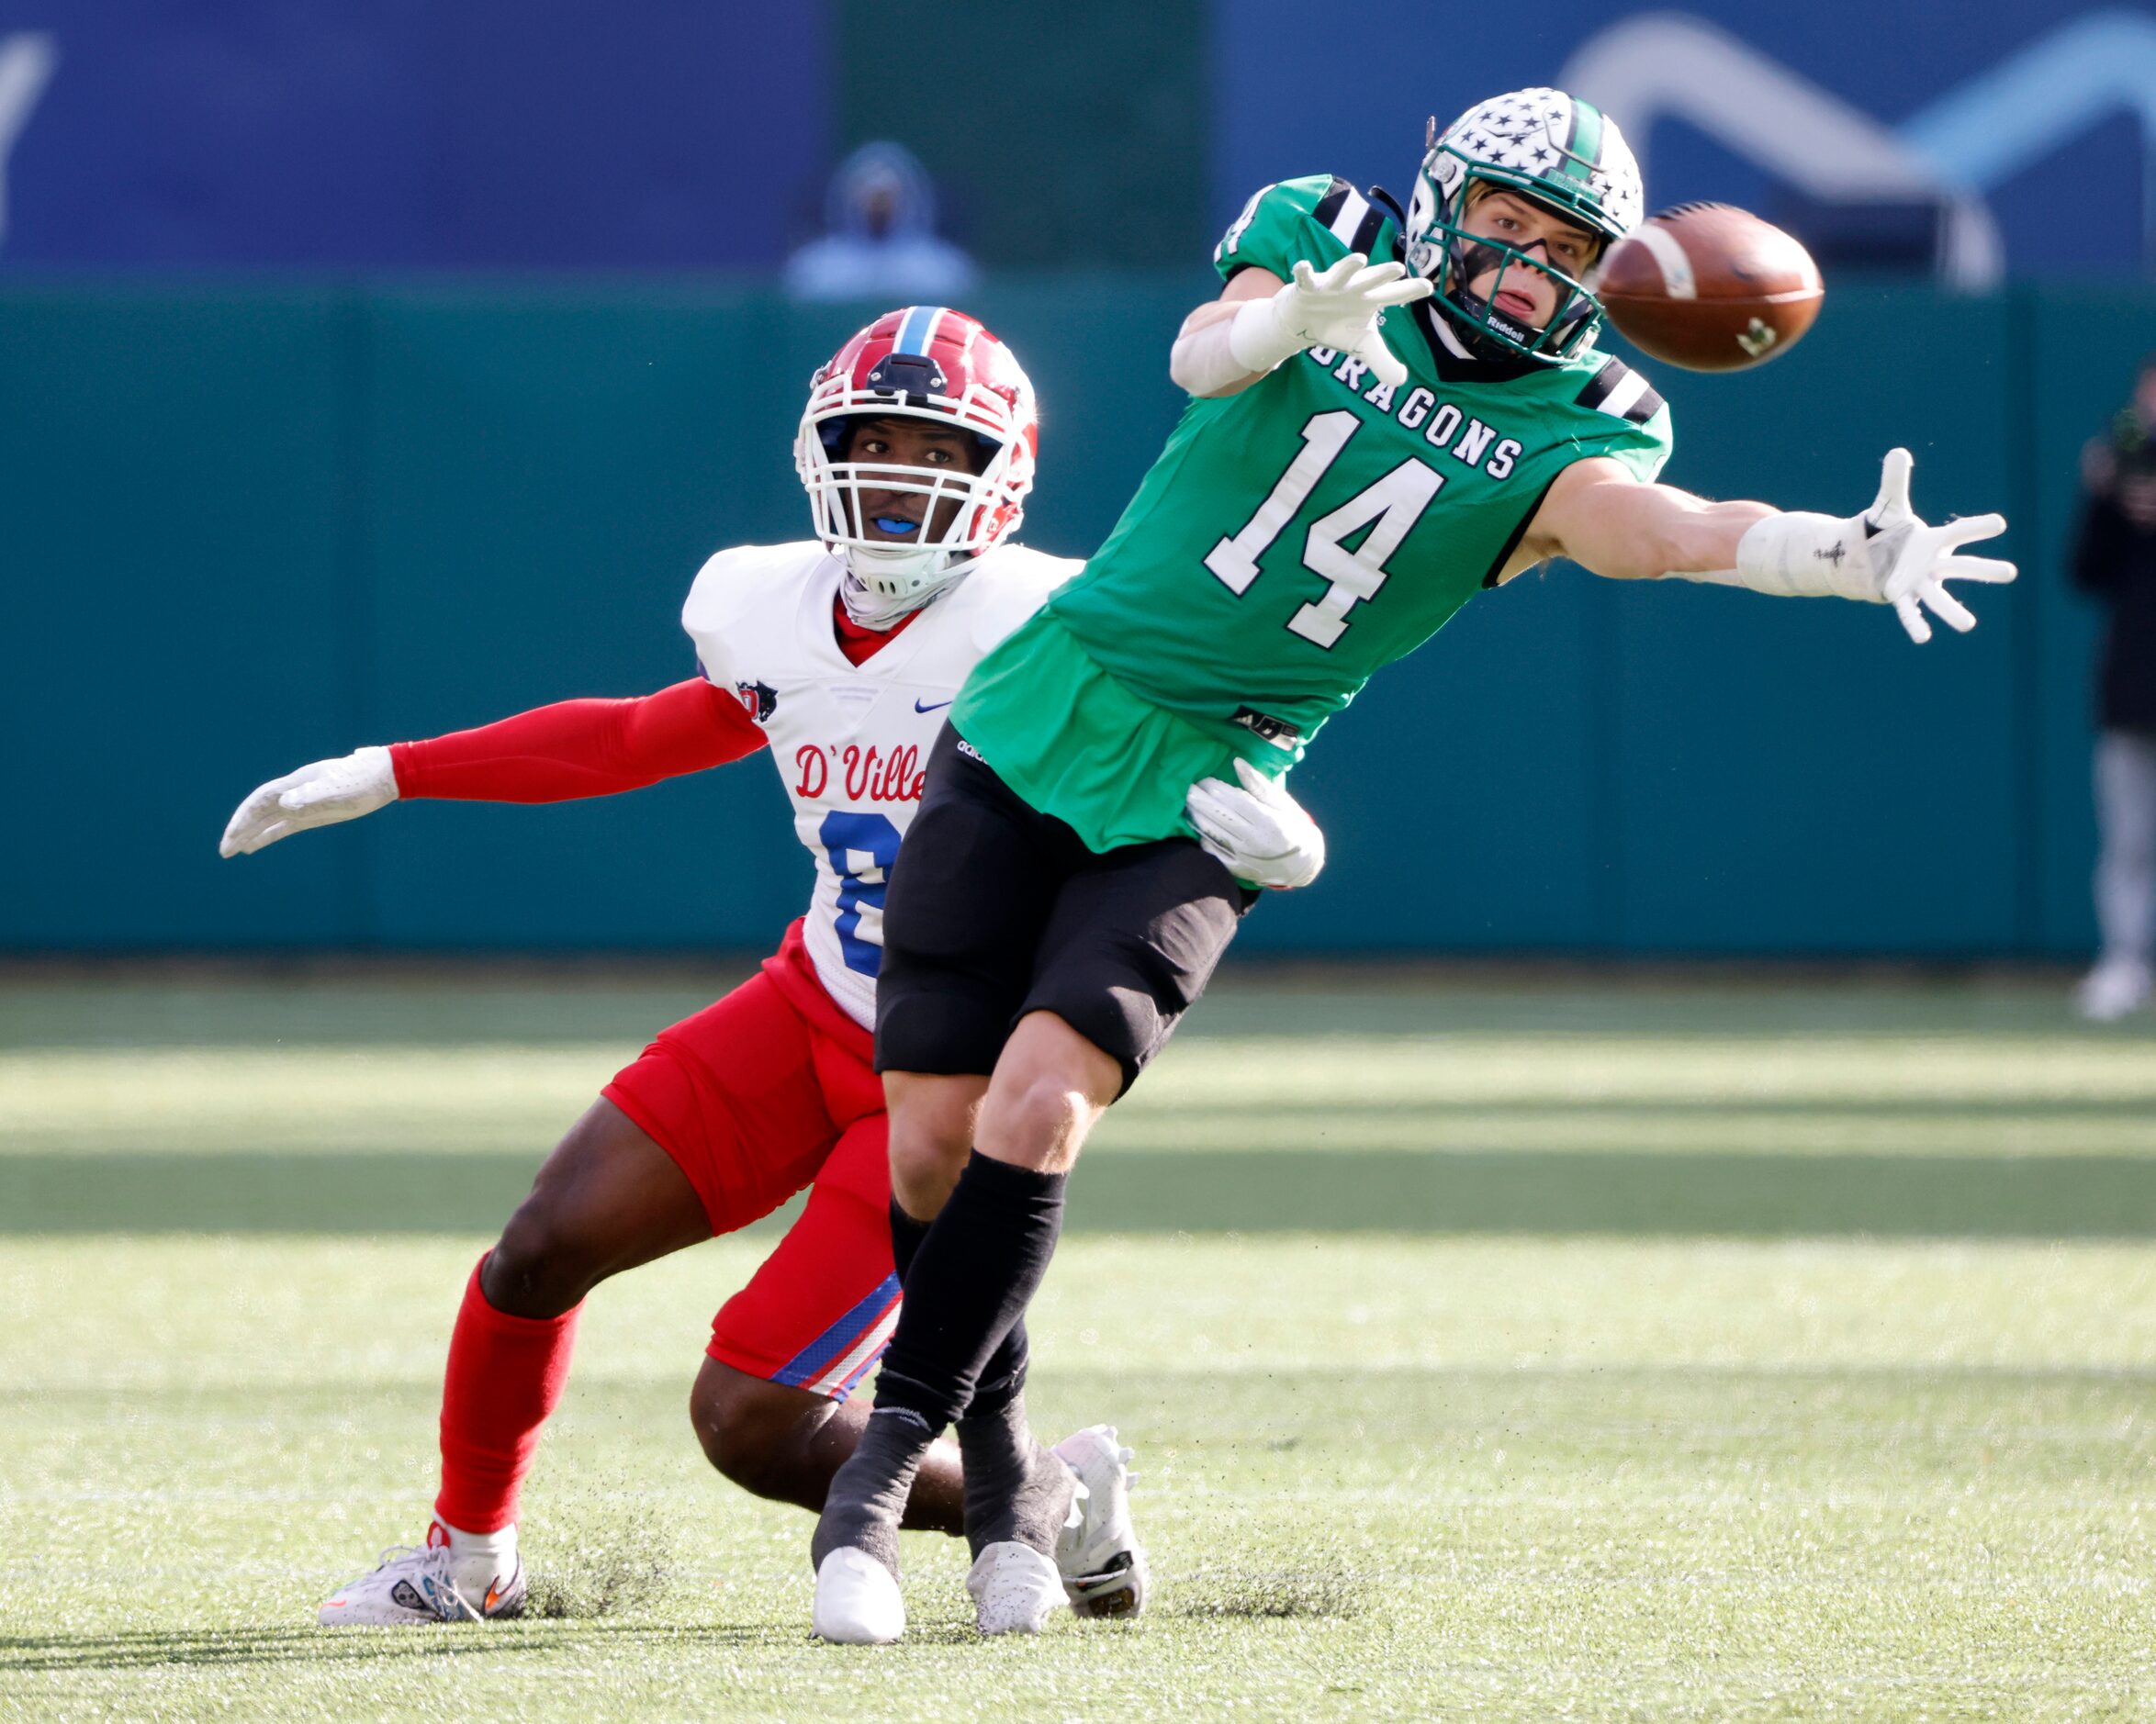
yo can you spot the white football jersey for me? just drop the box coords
[681,541,1077,1030]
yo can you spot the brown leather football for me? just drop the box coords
[1598,203,1824,372]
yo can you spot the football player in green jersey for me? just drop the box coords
[811,87,2018,1642]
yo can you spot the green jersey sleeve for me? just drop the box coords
[1563,353,1675,483]
[1213,174,1396,285]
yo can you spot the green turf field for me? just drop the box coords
[4,969,2155,1720]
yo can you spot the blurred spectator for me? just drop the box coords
[2072,353,2156,1021]
[784,141,977,304]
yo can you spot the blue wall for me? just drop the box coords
[0,277,2135,957]
[1215,3,2156,276]
[3,3,2150,274]
[0,1,828,267]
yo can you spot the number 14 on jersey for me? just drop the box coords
[1204,410,1444,649]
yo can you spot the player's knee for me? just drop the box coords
[884,1075,976,1213]
[486,1195,607,1318]
[888,1122,967,1215]
[978,1068,1099,1170]
[689,1366,805,1494]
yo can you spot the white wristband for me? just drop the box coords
[1664,511,1878,602]
[1170,293,1302,396]
[1170,314,1262,397]
[1225,291,1300,375]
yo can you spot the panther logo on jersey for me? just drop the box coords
[734,679,780,722]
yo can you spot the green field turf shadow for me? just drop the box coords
[6,1150,2156,1237]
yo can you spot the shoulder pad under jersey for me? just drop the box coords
[680,542,831,688]
[1572,354,1668,428]
[949,544,1082,655]
[1568,354,1674,481]
[1215,175,1395,283]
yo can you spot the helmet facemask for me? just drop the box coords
[796,352,1027,626]
[1417,155,1610,364]
[811,414,1013,624]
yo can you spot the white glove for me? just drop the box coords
[219,746,399,857]
[1859,448,2019,644]
[1229,252,1432,391]
[1186,757,1326,890]
[1729,448,2016,644]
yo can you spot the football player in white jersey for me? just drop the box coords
[219,306,1324,1639]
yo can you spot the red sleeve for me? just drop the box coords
[389,678,768,802]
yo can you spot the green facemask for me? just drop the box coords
[1422,155,1615,364]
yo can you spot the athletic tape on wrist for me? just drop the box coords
[1665,512,1875,601]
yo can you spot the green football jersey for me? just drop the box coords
[954,173,1675,850]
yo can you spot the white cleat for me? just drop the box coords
[318,1543,524,1626]
[966,1539,1065,1637]
[2079,959,2152,1023]
[1052,1424,1150,1618]
[813,1547,905,1645]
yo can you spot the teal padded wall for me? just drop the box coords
[1,287,362,946]
[0,279,2135,956]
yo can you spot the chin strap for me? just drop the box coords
[839,556,972,629]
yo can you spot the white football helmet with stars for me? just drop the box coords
[1405,87,1645,363]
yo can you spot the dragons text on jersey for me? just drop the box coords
[1289,340,1661,480]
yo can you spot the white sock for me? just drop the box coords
[431,1517,518,1591]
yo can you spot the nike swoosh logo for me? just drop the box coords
[914,698,954,713]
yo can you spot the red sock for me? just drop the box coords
[433,1254,582,1534]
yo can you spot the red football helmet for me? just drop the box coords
[794,306,1039,621]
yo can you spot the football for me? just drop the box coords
[1598,203,1824,372]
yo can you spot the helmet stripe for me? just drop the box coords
[893,305,942,356]
[1565,100,1605,183]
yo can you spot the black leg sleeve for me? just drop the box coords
[895,1189,1030,1417]
[871,1151,1065,1431]
[889,1197,930,1283]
